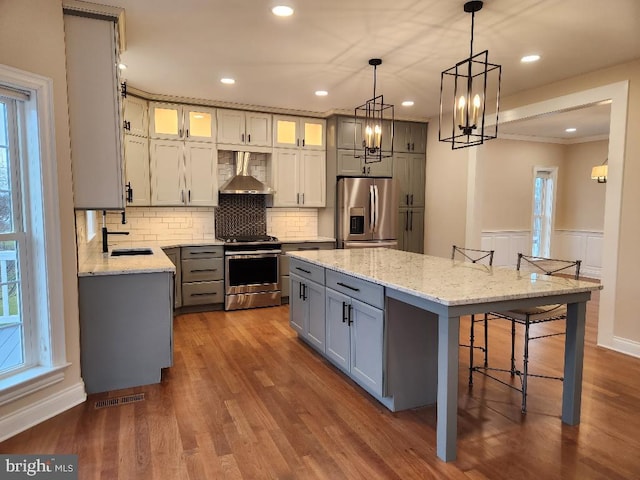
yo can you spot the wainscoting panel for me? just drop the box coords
[553,230,603,279]
[481,229,603,279]
[480,231,530,267]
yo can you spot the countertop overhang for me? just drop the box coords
[287,248,602,307]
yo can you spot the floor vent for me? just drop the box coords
[94,393,145,409]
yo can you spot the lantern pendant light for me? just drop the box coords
[439,1,502,149]
[354,58,394,163]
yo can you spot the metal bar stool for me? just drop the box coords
[471,253,582,413]
[451,245,495,385]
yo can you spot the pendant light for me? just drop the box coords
[439,1,502,149]
[354,58,394,163]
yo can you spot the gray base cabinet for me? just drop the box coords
[281,241,335,303]
[181,245,224,306]
[290,271,326,352]
[79,272,173,394]
[289,257,437,412]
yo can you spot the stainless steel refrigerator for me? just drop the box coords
[336,177,398,248]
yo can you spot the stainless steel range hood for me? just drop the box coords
[219,152,274,194]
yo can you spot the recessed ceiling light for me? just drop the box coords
[272,5,294,16]
[402,100,414,107]
[315,90,328,97]
[220,78,235,85]
[521,54,541,63]
[118,63,127,70]
[565,127,577,133]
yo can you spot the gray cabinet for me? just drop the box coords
[325,269,384,396]
[290,271,326,353]
[64,13,124,210]
[78,271,173,394]
[334,116,393,178]
[280,241,335,302]
[394,121,427,153]
[181,245,224,306]
[162,247,182,308]
[394,152,425,207]
[398,207,424,253]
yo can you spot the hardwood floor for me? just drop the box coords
[2,290,640,479]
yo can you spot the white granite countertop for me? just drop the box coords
[77,236,335,277]
[288,248,602,306]
[78,245,176,277]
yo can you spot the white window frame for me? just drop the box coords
[0,64,68,405]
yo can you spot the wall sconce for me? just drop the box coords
[439,1,502,149]
[354,58,394,164]
[591,159,608,183]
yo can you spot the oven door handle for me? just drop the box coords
[225,250,282,256]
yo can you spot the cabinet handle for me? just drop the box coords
[190,292,216,297]
[362,166,366,175]
[299,282,304,299]
[336,281,359,292]
[186,129,190,138]
[297,247,319,251]
[407,142,410,150]
[301,193,305,205]
[295,266,311,274]
[179,129,183,138]
[188,190,191,203]
[302,138,305,147]
[411,142,415,151]
[297,138,300,147]
[125,182,133,203]
[367,166,371,174]
[302,283,307,301]
[405,211,409,232]
[410,194,414,205]
[181,190,184,203]
[190,268,217,273]
[248,133,251,143]
[342,302,348,323]
[188,251,219,256]
[410,210,413,231]
[296,193,300,204]
[347,304,353,326]
[123,120,131,131]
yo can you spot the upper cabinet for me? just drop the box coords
[123,95,148,137]
[124,135,150,206]
[394,121,427,153]
[149,103,216,142]
[271,148,326,208]
[64,12,124,210]
[216,109,272,150]
[273,116,325,150]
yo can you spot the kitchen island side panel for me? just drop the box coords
[79,272,173,394]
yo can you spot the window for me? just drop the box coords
[0,95,30,375]
[531,167,557,257]
[0,64,67,403]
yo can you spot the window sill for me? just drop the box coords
[0,364,71,407]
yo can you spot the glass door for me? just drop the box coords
[531,167,557,257]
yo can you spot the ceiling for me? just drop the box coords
[98,0,640,121]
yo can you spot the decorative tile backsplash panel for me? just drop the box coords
[215,194,267,237]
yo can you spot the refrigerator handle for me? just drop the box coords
[373,185,379,233]
[369,185,375,233]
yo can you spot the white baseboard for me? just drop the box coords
[0,382,86,443]
[607,336,640,359]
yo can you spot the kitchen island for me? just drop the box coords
[287,248,602,462]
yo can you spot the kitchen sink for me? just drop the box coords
[111,248,154,257]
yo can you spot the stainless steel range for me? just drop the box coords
[218,235,281,311]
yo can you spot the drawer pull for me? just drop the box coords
[190,292,217,297]
[337,282,360,292]
[295,267,311,274]
[190,268,217,273]
[187,251,220,256]
[298,247,320,251]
